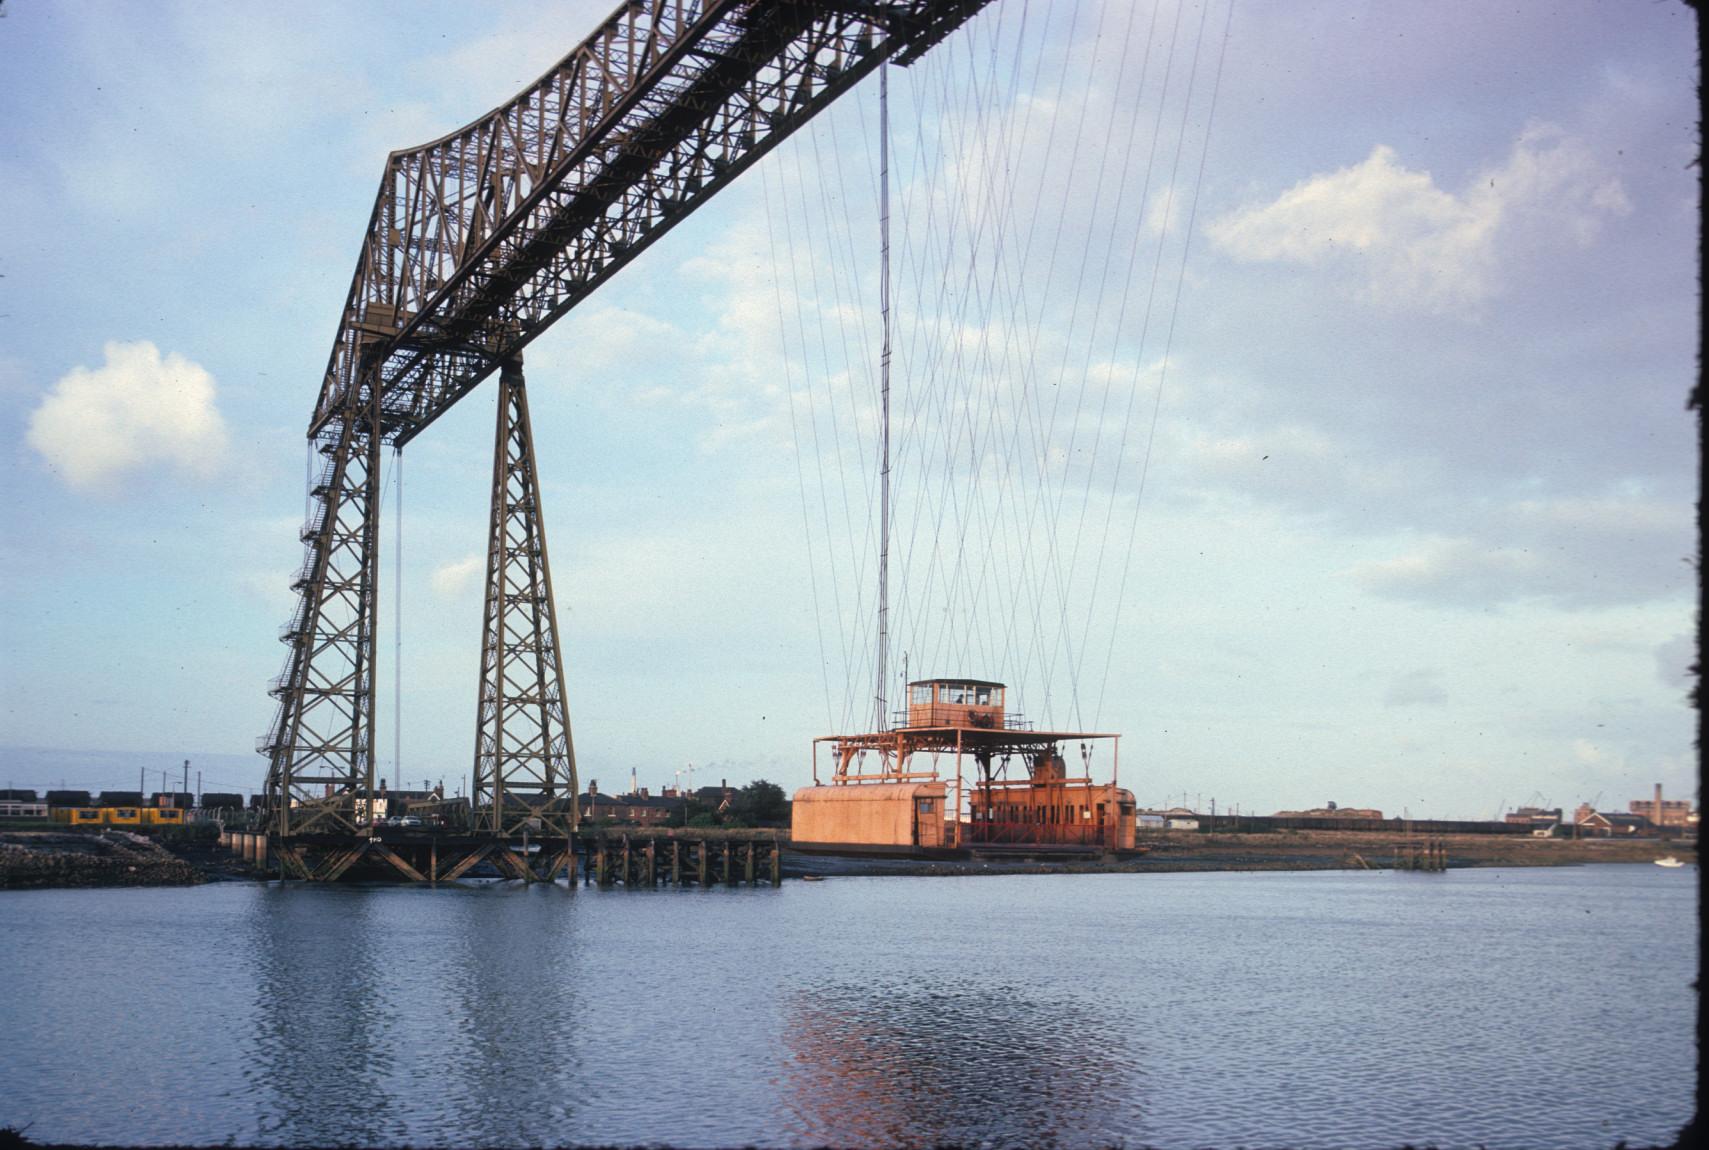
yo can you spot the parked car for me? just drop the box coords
[400,816,423,828]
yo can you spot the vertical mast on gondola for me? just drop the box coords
[876,61,893,736]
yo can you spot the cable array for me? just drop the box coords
[765,0,1233,736]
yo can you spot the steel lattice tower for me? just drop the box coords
[472,358,577,836]
[259,383,382,839]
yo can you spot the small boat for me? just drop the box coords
[800,875,826,882]
[1654,856,1684,868]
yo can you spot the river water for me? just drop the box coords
[0,864,1695,1148]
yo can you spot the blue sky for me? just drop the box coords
[0,1,1696,818]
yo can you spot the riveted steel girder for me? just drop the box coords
[310,0,993,446]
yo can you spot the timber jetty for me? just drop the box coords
[220,826,781,887]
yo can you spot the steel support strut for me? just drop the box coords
[260,377,382,838]
[472,357,578,838]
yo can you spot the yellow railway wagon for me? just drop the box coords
[51,805,188,829]
[51,807,108,826]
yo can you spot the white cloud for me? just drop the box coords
[430,553,485,599]
[1571,738,1609,766]
[1383,669,1449,708]
[552,304,690,393]
[1344,494,1691,609]
[1349,538,1544,602]
[1653,633,1696,691]
[27,341,230,493]
[1206,123,1630,315]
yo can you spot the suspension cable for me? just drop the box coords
[393,445,403,792]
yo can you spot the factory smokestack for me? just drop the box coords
[1654,783,1662,828]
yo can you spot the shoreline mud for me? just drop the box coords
[784,829,1697,877]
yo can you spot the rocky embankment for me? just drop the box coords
[0,830,206,889]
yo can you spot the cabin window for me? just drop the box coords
[975,686,992,705]
[917,799,935,814]
[911,685,931,704]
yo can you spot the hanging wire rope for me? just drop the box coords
[764,168,839,735]
[768,0,1226,741]
[393,445,403,792]
[1095,0,1236,728]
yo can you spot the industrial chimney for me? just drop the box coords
[1654,783,1663,828]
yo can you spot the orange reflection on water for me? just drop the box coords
[778,982,1147,1148]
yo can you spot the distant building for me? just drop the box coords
[1272,802,1385,820]
[692,782,735,814]
[579,786,686,826]
[1574,805,1653,836]
[0,800,48,819]
[1628,785,1695,828]
[1505,806,1563,828]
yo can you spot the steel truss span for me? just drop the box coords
[261,0,994,841]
